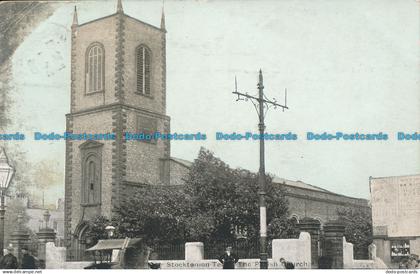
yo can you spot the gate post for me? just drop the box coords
[299,218,321,269]
[36,210,56,265]
[9,213,30,265]
[323,221,345,269]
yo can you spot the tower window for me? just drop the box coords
[86,43,104,93]
[136,45,151,96]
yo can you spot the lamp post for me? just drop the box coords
[0,147,15,256]
[232,71,288,269]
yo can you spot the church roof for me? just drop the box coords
[77,12,163,33]
[170,157,193,168]
[170,157,333,194]
[272,177,333,193]
[74,0,162,31]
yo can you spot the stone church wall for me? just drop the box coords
[169,160,189,185]
[124,109,169,184]
[68,110,115,228]
[285,185,369,224]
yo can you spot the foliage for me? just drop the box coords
[86,147,297,246]
[84,216,110,248]
[30,159,63,206]
[337,207,372,259]
[184,148,296,244]
[116,185,188,246]
[84,186,188,246]
[3,145,33,198]
[1,145,63,208]
[268,217,300,239]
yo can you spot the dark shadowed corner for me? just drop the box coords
[0,1,59,130]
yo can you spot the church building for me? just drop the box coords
[64,0,369,261]
[64,0,187,260]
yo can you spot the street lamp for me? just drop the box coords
[0,147,15,256]
[105,225,115,239]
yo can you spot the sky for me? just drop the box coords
[8,0,420,200]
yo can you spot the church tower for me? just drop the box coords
[64,0,170,260]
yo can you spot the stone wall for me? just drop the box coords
[46,242,91,269]
[150,233,311,269]
[151,259,287,269]
[68,110,115,225]
[343,238,387,269]
[124,108,170,185]
[45,235,387,269]
[271,232,311,269]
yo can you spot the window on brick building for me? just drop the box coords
[86,43,104,93]
[136,45,151,96]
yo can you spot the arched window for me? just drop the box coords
[86,158,97,203]
[82,153,101,204]
[136,45,151,95]
[86,43,104,93]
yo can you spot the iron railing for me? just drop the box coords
[204,239,272,260]
[150,244,185,260]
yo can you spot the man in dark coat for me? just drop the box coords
[20,247,36,269]
[1,247,18,269]
[218,246,239,269]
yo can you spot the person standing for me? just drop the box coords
[218,246,239,269]
[20,247,36,269]
[1,247,18,269]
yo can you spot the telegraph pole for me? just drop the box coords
[233,70,288,269]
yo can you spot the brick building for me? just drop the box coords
[370,175,420,267]
[169,158,369,225]
[64,0,368,260]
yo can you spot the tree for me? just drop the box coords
[3,144,33,198]
[31,160,63,208]
[184,148,296,244]
[337,208,372,259]
[84,215,110,248]
[115,185,188,246]
[268,217,300,240]
[85,147,297,247]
